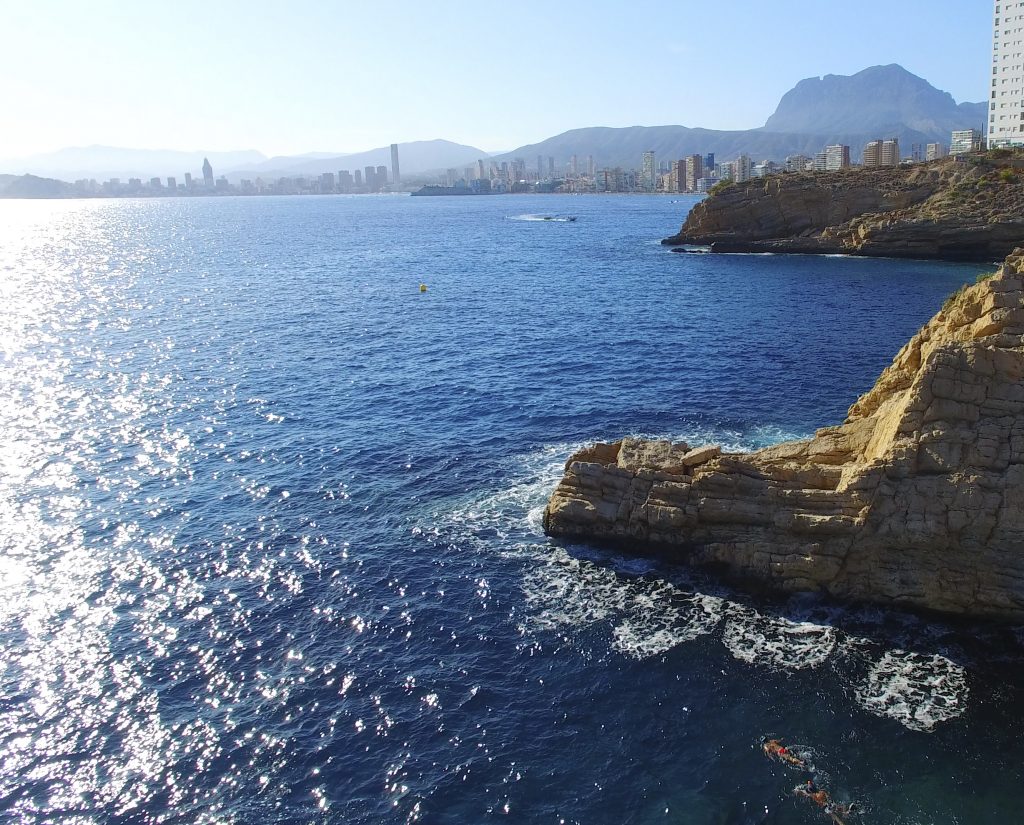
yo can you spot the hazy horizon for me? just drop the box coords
[0,0,990,163]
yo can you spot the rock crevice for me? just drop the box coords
[544,250,1024,620]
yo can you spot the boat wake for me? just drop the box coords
[507,214,577,222]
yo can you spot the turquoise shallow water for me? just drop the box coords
[0,193,1020,825]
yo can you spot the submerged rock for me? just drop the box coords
[544,249,1024,620]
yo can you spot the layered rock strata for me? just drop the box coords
[544,250,1024,620]
[663,153,1024,262]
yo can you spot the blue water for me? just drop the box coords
[1,193,1022,825]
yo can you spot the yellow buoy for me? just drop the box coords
[419,283,428,292]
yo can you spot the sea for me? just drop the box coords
[1,193,1022,825]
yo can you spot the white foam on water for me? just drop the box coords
[519,551,626,632]
[722,605,837,670]
[427,438,973,730]
[611,589,723,660]
[853,650,968,732]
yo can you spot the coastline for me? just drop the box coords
[544,248,1024,621]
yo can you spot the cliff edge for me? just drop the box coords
[664,152,1024,262]
[544,249,1024,620]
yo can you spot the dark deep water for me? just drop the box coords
[0,193,1021,825]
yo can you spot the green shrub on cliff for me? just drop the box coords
[708,179,735,196]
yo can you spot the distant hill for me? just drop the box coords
[226,139,489,182]
[0,174,73,198]
[0,146,267,182]
[496,65,985,168]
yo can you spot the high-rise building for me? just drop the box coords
[167,176,176,189]
[881,139,900,166]
[586,155,595,177]
[989,2,1024,148]
[184,172,193,188]
[354,169,363,187]
[365,166,376,190]
[863,140,882,167]
[863,139,899,167]
[321,172,335,193]
[376,165,388,189]
[641,151,655,191]
[951,129,984,154]
[785,155,811,172]
[734,154,753,183]
[548,156,555,178]
[824,144,851,171]
[704,153,715,173]
[926,143,948,161]
[674,160,686,193]
[202,157,214,187]
[390,144,401,187]
[340,170,354,192]
[537,155,544,179]
[570,155,579,177]
[477,159,486,180]
[684,154,703,191]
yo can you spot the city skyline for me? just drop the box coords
[0,0,991,162]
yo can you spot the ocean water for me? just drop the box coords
[0,193,1022,825]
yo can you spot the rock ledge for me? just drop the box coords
[544,249,1024,620]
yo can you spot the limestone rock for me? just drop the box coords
[544,249,1024,620]
[664,154,1024,263]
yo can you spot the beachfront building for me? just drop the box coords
[685,154,703,191]
[952,129,985,154]
[989,1,1024,148]
[926,143,948,161]
[642,151,656,191]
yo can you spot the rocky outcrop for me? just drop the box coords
[663,153,1024,262]
[544,249,1024,620]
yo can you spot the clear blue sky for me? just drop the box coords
[0,0,992,159]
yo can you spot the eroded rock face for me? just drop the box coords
[544,249,1024,620]
[664,155,1024,262]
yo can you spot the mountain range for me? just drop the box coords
[492,65,986,168]
[0,65,986,183]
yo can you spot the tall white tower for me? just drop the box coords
[390,144,401,187]
[989,0,1024,148]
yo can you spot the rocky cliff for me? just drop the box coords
[664,152,1024,262]
[544,249,1024,620]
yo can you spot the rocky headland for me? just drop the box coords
[663,151,1024,262]
[544,249,1024,620]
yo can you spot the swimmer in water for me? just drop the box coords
[794,779,855,825]
[762,738,807,769]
